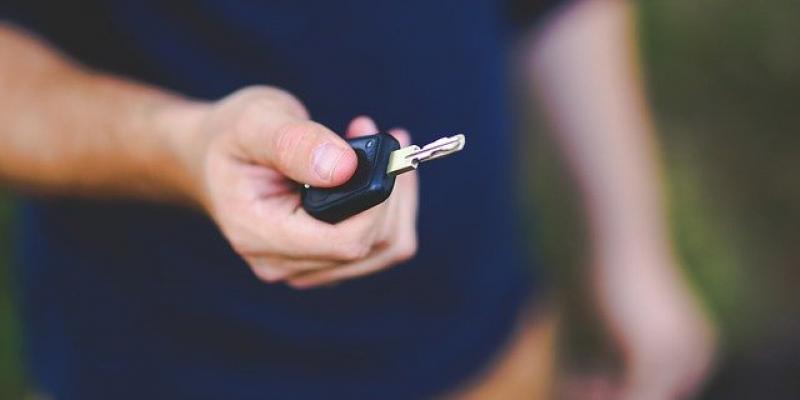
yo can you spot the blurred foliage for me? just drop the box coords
[527,0,800,398]
[640,1,800,397]
[639,0,800,349]
[0,193,25,399]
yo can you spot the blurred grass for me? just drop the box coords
[0,193,25,399]
[526,0,800,397]
[639,2,800,396]
[639,0,800,346]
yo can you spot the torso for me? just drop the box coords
[6,1,556,397]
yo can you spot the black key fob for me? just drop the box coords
[301,133,401,223]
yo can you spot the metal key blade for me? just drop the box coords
[408,134,465,163]
[387,134,466,175]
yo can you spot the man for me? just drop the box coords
[0,0,714,398]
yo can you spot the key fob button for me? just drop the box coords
[301,133,401,223]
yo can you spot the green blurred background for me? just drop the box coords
[529,0,800,398]
[1,0,798,398]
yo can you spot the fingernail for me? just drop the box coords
[312,143,344,182]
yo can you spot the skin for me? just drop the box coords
[0,25,418,289]
[0,0,714,397]
[529,0,715,398]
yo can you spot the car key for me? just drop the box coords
[301,132,466,223]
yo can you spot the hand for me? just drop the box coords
[594,249,717,400]
[179,86,418,288]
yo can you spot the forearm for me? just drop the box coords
[0,23,207,203]
[529,0,688,340]
[529,0,667,256]
[529,0,713,395]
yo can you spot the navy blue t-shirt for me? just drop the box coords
[3,1,563,398]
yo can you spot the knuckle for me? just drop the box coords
[230,100,271,139]
[227,235,253,257]
[230,87,308,123]
[392,236,418,263]
[241,97,272,119]
[256,86,292,99]
[273,121,317,165]
[233,85,272,98]
[261,88,308,117]
[234,85,293,102]
[357,226,379,248]
[348,212,383,243]
[336,242,370,261]
[223,220,264,257]
[252,266,288,284]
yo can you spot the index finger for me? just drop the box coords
[268,200,389,261]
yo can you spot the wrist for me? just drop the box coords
[148,96,213,209]
[590,215,675,271]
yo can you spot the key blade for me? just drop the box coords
[386,134,466,176]
[386,145,420,175]
[409,134,466,163]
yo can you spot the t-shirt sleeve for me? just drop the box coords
[0,1,46,32]
[0,1,21,21]
[506,0,574,32]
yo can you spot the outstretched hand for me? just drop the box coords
[180,87,418,288]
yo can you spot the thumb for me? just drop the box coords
[264,120,357,187]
